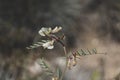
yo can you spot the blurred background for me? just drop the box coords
[0,0,120,80]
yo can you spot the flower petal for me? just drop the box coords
[47,45,54,49]
[52,26,62,33]
[42,40,54,49]
[38,27,52,36]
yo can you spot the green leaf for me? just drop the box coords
[87,49,92,55]
[76,48,98,56]
[92,48,97,54]
[76,50,82,56]
[38,58,49,71]
[81,49,87,56]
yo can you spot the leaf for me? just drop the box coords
[76,50,82,56]
[37,58,55,76]
[41,40,47,42]
[26,41,43,49]
[33,44,41,47]
[37,42,43,44]
[38,58,49,70]
[92,48,97,54]
[87,49,92,55]
[75,48,98,56]
[81,49,87,56]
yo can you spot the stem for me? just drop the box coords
[60,46,68,80]
[45,33,68,80]
[63,47,67,56]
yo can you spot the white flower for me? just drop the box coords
[38,27,62,36]
[52,77,58,80]
[38,27,52,36]
[42,40,54,49]
[52,26,62,33]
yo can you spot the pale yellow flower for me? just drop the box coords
[51,26,62,33]
[38,27,52,36]
[38,27,62,36]
[42,40,54,49]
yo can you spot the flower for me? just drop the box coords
[38,27,52,36]
[51,26,62,33]
[52,76,58,80]
[38,27,62,36]
[42,40,54,49]
[37,26,62,49]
